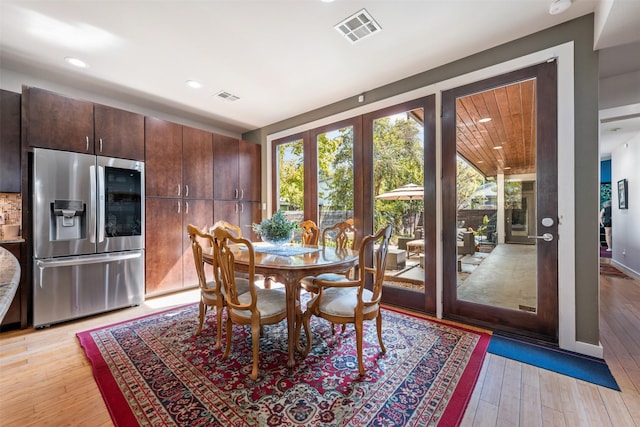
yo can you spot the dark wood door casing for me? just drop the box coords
[442,61,558,341]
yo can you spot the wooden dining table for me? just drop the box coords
[202,243,359,369]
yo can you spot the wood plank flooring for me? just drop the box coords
[1,274,639,426]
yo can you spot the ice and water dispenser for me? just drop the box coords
[50,200,86,241]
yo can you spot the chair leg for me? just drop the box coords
[250,320,261,380]
[355,320,365,376]
[295,306,312,356]
[222,317,233,360]
[196,301,206,336]
[214,302,224,350]
[376,311,386,354]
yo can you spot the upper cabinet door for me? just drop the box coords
[145,117,183,197]
[24,87,94,153]
[182,126,213,199]
[213,134,239,200]
[0,90,21,193]
[94,104,144,160]
[239,140,261,202]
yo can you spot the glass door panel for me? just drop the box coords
[275,138,304,226]
[317,127,354,230]
[372,109,425,292]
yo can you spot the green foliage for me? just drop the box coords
[251,210,299,240]
[277,140,304,210]
[456,157,485,210]
[373,116,424,234]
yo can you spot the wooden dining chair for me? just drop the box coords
[298,225,392,376]
[300,219,357,294]
[210,220,242,238]
[187,224,249,349]
[211,226,300,380]
[299,219,320,245]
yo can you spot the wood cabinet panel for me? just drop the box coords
[145,117,182,197]
[0,90,21,193]
[214,200,261,241]
[24,87,94,153]
[94,104,144,160]
[239,140,261,202]
[182,199,213,288]
[212,134,239,200]
[145,198,183,295]
[182,126,213,200]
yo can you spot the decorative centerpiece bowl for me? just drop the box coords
[252,210,298,246]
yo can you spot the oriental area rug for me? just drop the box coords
[77,304,490,427]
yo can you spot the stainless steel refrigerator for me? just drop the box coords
[32,148,145,327]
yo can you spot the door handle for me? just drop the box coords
[528,233,553,242]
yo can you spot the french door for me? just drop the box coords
[363,96,436,314]
[442,62,559,341]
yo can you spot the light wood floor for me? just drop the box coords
[1,274,639,426]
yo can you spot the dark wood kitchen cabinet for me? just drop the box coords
[213,135,261,239]
[22,86,94,153]
[182,126,213,200]
[0,242,27,331]
[145,117,183,197]
[144,119,215,295]
[23,87,144,160]
[0,90,21,193]
[145,198,183,295]
[94,103,144,160]
[144,197,212,296]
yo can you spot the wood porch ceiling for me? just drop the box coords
[455,79,537,178]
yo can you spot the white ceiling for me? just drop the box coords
[1,0,639,154]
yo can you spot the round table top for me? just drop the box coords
[204,243,358,271]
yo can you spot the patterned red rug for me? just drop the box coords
[77,304,490,426]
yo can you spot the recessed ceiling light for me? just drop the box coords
[504,166,511,170]
[493,145,503,150]
[478,118,492,123]
[186,80,202,89]
[64,57,88,68]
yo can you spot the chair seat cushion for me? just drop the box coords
[232,288,287,319]
[300,272,348,289]
[310,287,378,318]
[202,278,251,305]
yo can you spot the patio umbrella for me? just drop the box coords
[375,183,424,201]
[376,183,424,235]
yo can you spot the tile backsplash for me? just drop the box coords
[0,193,22,239]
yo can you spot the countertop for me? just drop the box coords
[0,238,25,244]
[0,246,21,323]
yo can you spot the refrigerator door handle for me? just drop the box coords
[97,166,106,243]
[36,252,142,269]
[89,165,97,243]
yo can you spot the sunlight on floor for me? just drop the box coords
[144,289,200,309]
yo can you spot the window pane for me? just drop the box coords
[317,127,354,230]
[276,139,304,214]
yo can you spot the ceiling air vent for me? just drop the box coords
[215,91,240,102]
[335,9,382,44]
